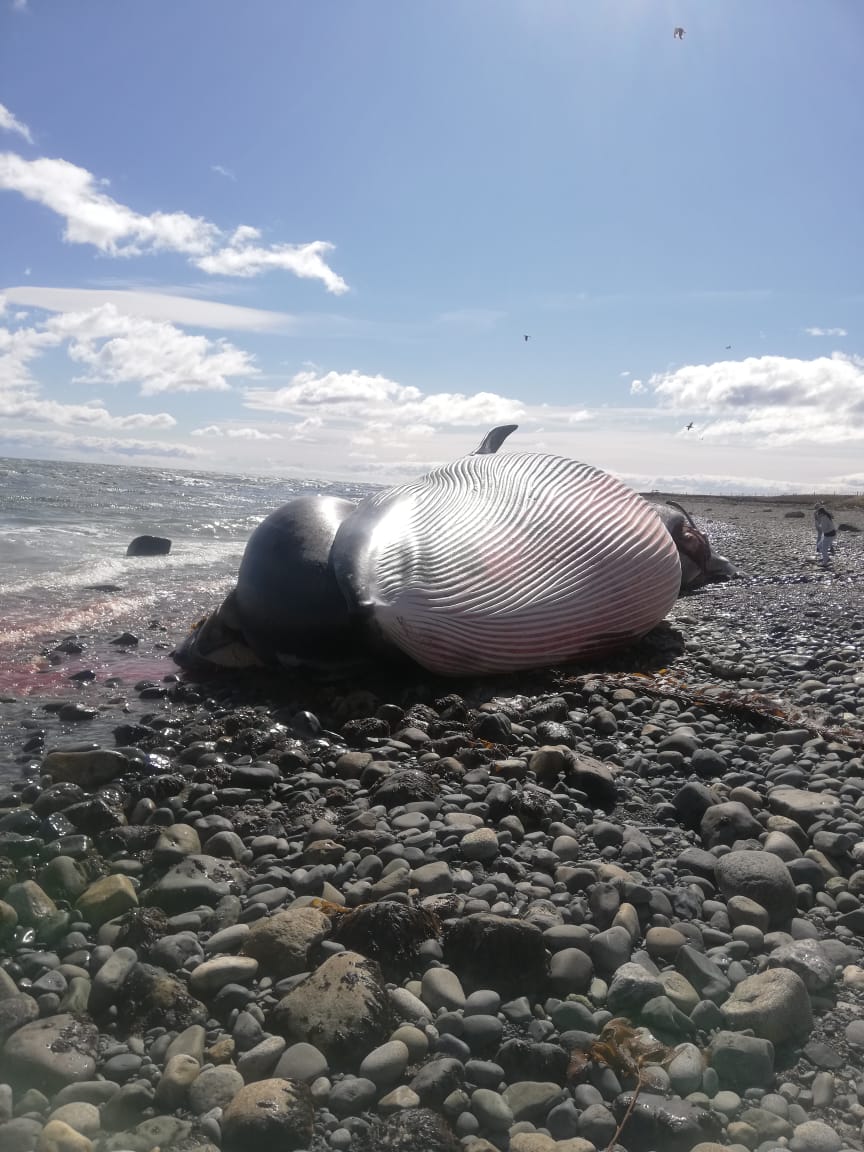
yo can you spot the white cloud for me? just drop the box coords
[805,326,847,337]
[651,353,864,447]
[192,425,282,440]
[620,370,631,378]
[0,103,32,144]
[0,152,348,292]
[196,232,348,293]
[211,164,236,182]
[0,304,257,449]
[5,286,293,332]
[48,304,258,395]
[0,427,201,459]
[245,368,525,432]
[0,395,175,430]
[629,378,645,394]
[12,0,29,10]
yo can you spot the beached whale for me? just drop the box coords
[173,426,734,676]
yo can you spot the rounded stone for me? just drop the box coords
[221,1078,314,1152]
[722,969,813,1047]
[358,1040,410,1090]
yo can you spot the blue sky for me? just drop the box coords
[1,0,862,492]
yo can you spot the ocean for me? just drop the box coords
[0,455,376,706]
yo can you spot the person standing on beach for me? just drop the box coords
[814,504,837,566]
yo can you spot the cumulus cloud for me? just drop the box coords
[805,326,847,337]
[0,304,256,448]
[0,152,348,292]
[245,368,525,430]
[50,305,258,395]
[651,353,864,447]
[629,379,645,394]
[192,425,282,440]
[0,103,32,144]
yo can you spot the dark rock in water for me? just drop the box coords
[115,963,207,1034]
[839,521,860,531]
[87,583,124,592]
[110,631,140,646]
[612,1091,722,1152]
[126,535,171,557]
[496,1038,569,1084]
[784,510,805,518]
[444,914,547,994]
[363,1108,459,1152]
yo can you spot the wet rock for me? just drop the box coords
[2,1014,98,1091]
[612,1091,722,1152]
[76,875,137,927]
[41,750,128,789]
[126,535,171,557]
[145,854,243,914]
[115,963,207,1034]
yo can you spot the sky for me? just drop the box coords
[1,0,863,494]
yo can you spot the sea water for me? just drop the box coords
[0,454,375,706]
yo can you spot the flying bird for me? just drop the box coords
[673,27,686,40]
[725,344,732,350]
[686,422,694,431]
[523,334,530,342]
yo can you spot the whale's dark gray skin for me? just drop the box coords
[654,500,737,590]
[173,428,734,677]
[173,494,371,672]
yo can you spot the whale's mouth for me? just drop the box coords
[172,591,264,671]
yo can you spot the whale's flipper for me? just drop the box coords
[472,424,519,455]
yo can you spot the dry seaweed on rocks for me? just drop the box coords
[312,897,442,979]
[561,668,864,748]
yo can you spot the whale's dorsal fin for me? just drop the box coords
[472,424,518,455]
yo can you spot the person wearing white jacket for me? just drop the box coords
[814,505,837,566]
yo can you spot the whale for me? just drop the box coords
[173,426,733,676]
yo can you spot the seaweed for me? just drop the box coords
[312,898,442,979]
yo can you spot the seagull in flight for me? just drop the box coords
[673,27,686,40]
[523,334,530,342]
[686,422,694,431]
[725,344,732,350]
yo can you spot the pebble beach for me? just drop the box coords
[1,495,864,1152]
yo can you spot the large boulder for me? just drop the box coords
[2,1014,98,1091]
[42,749,129,789]
[722,969,813,1047]
[126,535,171,557]
[443,914,547,994]
[242,907,331,976]
[715,850,796,929]
[269,951,392,1069]
[221,1078,313,1152]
